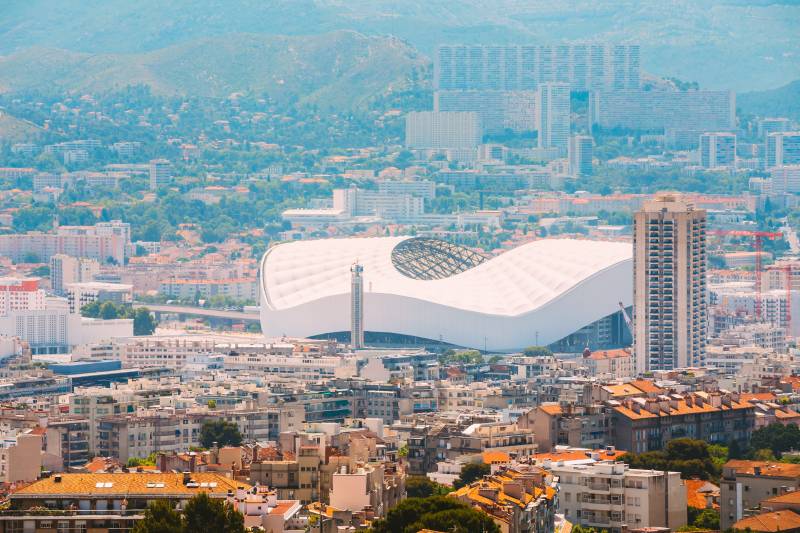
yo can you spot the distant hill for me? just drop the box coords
[0,31,428,110]
[0,110,44,142]
[0,0,798,91]
[738,80,800,121]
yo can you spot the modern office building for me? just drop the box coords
[50,254,100,295]
[405,111,481,150]
[633,194,707,373]
[65,282,133,314]
[537,83,571,154]
[350,263,364,350]
[434,44,640,91]
[700,132,737,168]
[260,236,633,352]
[569,135,594,176]
[148,158,172,190]
[766,132,800,168]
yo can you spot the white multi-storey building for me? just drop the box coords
[537,83,570,154]
[700,132,737,168]
[405,111,481,150]
[50,254,100,295]
[550,461,687,532]
[569,135,594,176]
[766,132,800,168]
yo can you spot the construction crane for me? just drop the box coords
[618,301,633,336]
[709,229,783,320]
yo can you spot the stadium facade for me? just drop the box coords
[260,237,633,352]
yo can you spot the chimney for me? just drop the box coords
[183,471,191,485]
[754,466,762,476]
[54,474,62,483]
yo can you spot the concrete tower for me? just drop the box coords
[350,263,364,349]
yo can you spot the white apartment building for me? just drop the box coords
[550,461,687,533]
[435,44,640,92]
[769,165,800,194]
[405,111,481,150]
[704,345,778,375]
[159,277,258,301]
[700,132,737,168]
[149,159,172,190]
[766,132,800,168]
[50,254,99,295]
[0,221,130,264]
[333,187,424,220]
[224,352,359,381]
[66,282,133,313]
[537,83,570,154]
[376,179,436,200]
[0,278,46,316]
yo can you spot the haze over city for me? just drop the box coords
[0,2,798,533]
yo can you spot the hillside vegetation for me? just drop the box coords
[0,31,428,110]
[739,80,800,121]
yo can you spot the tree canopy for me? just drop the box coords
[749,423,800,458]
[131,493,244,533]
[371,496,500,533]
[199,420,243,449]
[620,438,721,480]
[452,462,491,489]
[405,476,452,498]
[80,301,157,335]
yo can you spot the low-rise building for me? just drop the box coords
[720,460,800,530]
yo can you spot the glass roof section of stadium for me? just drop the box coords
[391,237,487,280]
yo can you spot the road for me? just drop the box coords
[132,303,260,322]
[781,218,800,255]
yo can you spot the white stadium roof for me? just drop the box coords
[260,236,633,351]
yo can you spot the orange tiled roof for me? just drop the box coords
[628,379,665,394]
[733,510,800,532]
[684,479,720,510]
[587,348,630,360]
[538,404,562,416]
[725,461,800,478]
[763,491,800,507]
[12,472,248,498]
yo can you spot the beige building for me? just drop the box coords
[720,460,800,530]
[633,194,707,373]
[550,461,687,533]
[329,462,404,517]
[582,348,632,380]
[0,430,43,483]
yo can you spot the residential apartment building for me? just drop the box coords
[551,461,687,532]
[149,158,172,190]
[582,348,632,380]
[766,132,800,168]
[50,254,99,295]
[333,186,424,220]
[633,194,707,372]
[434,90,538,134]
[700,132,737,168]
[451,465,558,533]
[66,282,133,313]
[435,44,640,92]
[720,461,800,530]
[159,277,258,301]
[0,429,43,483]
[405,111,481,150]
[611,392,754,453]
[0,221,130,264]
[537,83,570,154]
[769,165,800,194]
[590,90,735,146]
[569,135,594,177]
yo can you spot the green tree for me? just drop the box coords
[182,493,244,533]
[133,307,157,335]
[100,301,121,319]
[453,462,491,489]
[371,496,499,533]
[692,508,720,530]
[199,420,243,448]
[405,476,451,498]
[621,438,720,480]
[749,423,800,458]
[523,346,553,357]
[131,500,182,533]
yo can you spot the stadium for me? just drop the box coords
[259,236,633,352]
